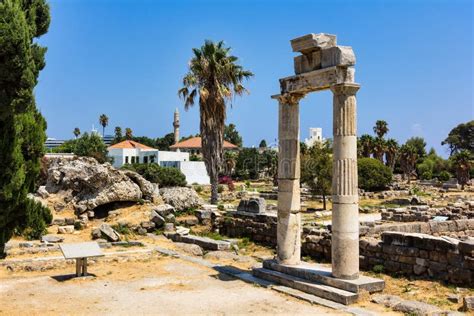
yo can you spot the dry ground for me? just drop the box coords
[0,255,347,315]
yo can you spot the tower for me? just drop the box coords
[173,108,180,144]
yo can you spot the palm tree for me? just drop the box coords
[73,127,81,139]
[400,144,418,183]
[125,127,133,140]
[223,151,237,176]
[114,126,122,143]
[372,137,386,162]
[99,114,109,136]
[178,40,253,204]
[451,150,472,190]
[385,138,399,171]
[373,120,389,138]
[359,134,373,158]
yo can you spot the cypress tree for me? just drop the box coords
[0,0,51,257]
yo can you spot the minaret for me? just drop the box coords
[173,108,180,144]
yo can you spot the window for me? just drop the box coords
[131,156,135,164]
[150,155,155,163]
[144,156,148,164]
[125,156,129,164]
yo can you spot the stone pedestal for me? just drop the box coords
[275,93,304,265]
[330,83,360,280]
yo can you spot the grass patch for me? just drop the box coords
[112,223,132,235]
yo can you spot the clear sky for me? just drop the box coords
[36,0,473,157]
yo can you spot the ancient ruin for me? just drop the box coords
[253,33,384,302]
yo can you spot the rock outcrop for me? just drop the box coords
[160,187,202,212]
[43,157,159,214]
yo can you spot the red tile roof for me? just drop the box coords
[108,140,156,150]
[170,137,238,149]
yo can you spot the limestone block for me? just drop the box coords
[321,46,356,68]
[57,225,74,234]
[277,212,301,265]
[291,33,337,53]
[294,51,321,74]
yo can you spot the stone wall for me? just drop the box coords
[360,232,473,285]
[381,202,473,222]
[217,211,277,246]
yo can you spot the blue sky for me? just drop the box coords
[36,0,473,157]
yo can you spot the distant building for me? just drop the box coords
[103,135,114,146]
[304,127,324,147]
[45,138,66,150]
[170,136,238,156]
[107,140,209,184]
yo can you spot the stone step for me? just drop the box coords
[253,267,358,305]
[166,233,230,251]
[263,259,384,294]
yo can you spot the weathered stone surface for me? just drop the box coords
[164,223,175,232]
[393,300,441,315]
[41,235,64,243]
[57,225,74,234]
[290,33,337,53]
[160,187,202,212]
[168,233,230,251]
[150,211,165,227]
[174,242,203,256]
[459,239,474,255]
[463,296,474,311]
[294,51,321,74]
[237,197,266,213]
[152,204,176,217]
[98,223,120,242]
[44,157,156,213]
[371,294,403,307]
[321,46,355,68]
[37,186,49,199]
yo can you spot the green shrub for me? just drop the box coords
[358,158,392,191]
[438,170,451,182]
[372,264,384,274]
[420,171,433,180]
[21,199,52,240]
[112,223,131,235]
[195,185,203,193]
[122,163,186,187]
[217,184,224,193]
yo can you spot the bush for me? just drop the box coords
[219,176,235,191]
[75,132,108,163]
[358,158,392,191]
[195,185,203,193]
[21,199,52,240]
[217,184,224,193]
[122,163,186,187]
[438,170,451,182]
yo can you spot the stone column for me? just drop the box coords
[275,93,304,265]
[330,83,360,280]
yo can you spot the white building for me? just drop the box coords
[304,127,324,147]
[107,140,210,185]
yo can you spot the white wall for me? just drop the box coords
[179,161,210,185]
[158,151,189,163]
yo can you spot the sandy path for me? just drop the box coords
[0,256,344,315]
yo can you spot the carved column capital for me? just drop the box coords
[330,83,360,96]
[272,92,306,105]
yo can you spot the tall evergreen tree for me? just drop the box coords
[113,126,122,143]
[0,0,51,256]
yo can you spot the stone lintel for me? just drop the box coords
[290,33,337,53]
[280,66,354,95]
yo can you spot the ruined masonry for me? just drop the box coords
[252,33,384,305]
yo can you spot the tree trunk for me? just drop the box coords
[210,172,219,204]
[322,194,326,210]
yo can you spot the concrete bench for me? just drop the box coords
[59,242,104,277]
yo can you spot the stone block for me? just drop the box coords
[463,296,474,312]
[237,197,266,213]
[321,46,355,68]
[294,51,321,74]
[290,33,337,53]
[57,225,74,234]
[413,264,427,275]
[458,239,474,255]
[393,300,441,315]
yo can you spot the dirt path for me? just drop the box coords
[0,256,344,315]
